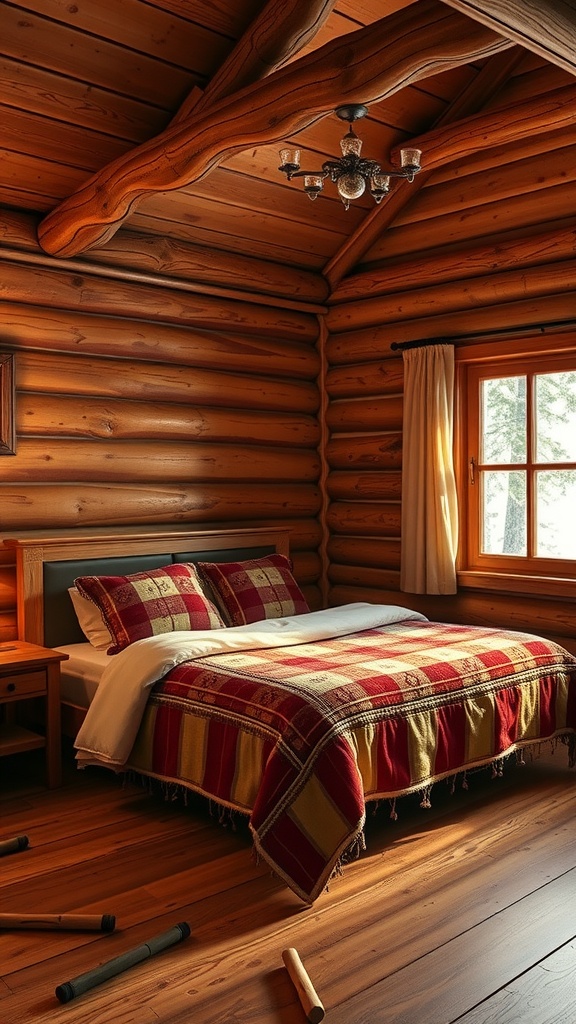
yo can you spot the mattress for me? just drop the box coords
[55,643,112,708]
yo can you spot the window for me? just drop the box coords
[457,342,576,592]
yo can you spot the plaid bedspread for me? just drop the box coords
[124,619,576,903]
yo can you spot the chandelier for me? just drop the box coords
[278,104,422,210]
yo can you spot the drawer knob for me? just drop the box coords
[6,682,16,692]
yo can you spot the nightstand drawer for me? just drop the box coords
[0,670,46,700]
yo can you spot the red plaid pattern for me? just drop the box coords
[126,618,576,902]
[198,554,309,626]
[75,563,223,654]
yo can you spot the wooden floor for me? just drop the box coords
[1,741,575,1024]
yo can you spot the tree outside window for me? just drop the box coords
[458,345,576,585]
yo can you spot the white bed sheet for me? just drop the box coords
[55,643,114,709]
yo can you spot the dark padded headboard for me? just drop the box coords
[43,545,277,647]
[4,526,291,648]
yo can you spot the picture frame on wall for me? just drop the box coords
[0,352,16,455]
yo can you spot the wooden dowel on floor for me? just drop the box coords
[282,947,325,1023]
[0,913,116,932]
[0,835,29,856]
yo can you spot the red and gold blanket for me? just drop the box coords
[118,617,576,903]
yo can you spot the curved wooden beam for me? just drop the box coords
[441,0,576,74]
[37,0,511,258]
[174,0,338,124]
[194,0,339,110]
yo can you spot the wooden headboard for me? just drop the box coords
[4,525,290,648]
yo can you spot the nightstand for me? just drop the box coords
[0,641,69,788]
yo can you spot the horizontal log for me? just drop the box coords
[290,550,322,585]
[326,396,403,432]
[0,483,321,531]
[326,259,576,334]
[367,185,575,263]
[328,564,401,591]
[17,394,320,449]
[327,434,403,470]
[300,584,322,612]
[327,502,402,537]
[253,518,323,552]
[328,585,406,608]
[326,293,576,364]
[1,302,320,379]
[427,120,576,188]
[1,261,319,343]
[327,535,401,569]
[327,471,402,501]
[18,352,320,416]
[0,210,329,305]
[393,82,576,173]
[397,144,576,228]
[6,439,320,484]
[328,586,576,645]
[330,224,576,304]
[325,359,404,399]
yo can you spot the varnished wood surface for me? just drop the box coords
[0,744,574,1022]
[2,3,576,666]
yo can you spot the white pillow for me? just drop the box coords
[68,586,113,651]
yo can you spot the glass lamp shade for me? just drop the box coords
[303,175,324,200]
[370,174,391,202]
[340,129,362,158]
[400,148,422,171]
[279,148,301,173]
[337,172,366,202]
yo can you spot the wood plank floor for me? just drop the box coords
[1,741,575,1023]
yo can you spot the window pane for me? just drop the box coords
[536,470,576,558]
[535,371,576,463]
[481,470,526,555]
[481,376,526,464]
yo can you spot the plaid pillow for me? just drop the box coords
[198,554,309,626]
[75,563,224,654]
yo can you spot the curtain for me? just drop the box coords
[400,344,458,594]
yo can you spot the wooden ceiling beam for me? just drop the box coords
[440,0,576,75]
[194,0,339,110]
[391,80,576,169]
[173,0,338,124]
[37,0,512,258]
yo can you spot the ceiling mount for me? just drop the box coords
[335,103,368,123]
[278,104,421,209]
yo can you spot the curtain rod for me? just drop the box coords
[390,318,576,352]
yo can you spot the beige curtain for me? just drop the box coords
[400,344,458,594]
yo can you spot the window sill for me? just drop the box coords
[457,571,576,599]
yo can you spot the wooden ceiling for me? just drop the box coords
[2,0,575,282]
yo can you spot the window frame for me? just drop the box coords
[455,334,576,597]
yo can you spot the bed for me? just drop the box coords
[5,526,576,904]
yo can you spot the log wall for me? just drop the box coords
[0,211,325,639]
[325,67,576,654]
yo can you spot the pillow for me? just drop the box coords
[74,563,224,654]
[198,554,309,626]
[68,586,114,651]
